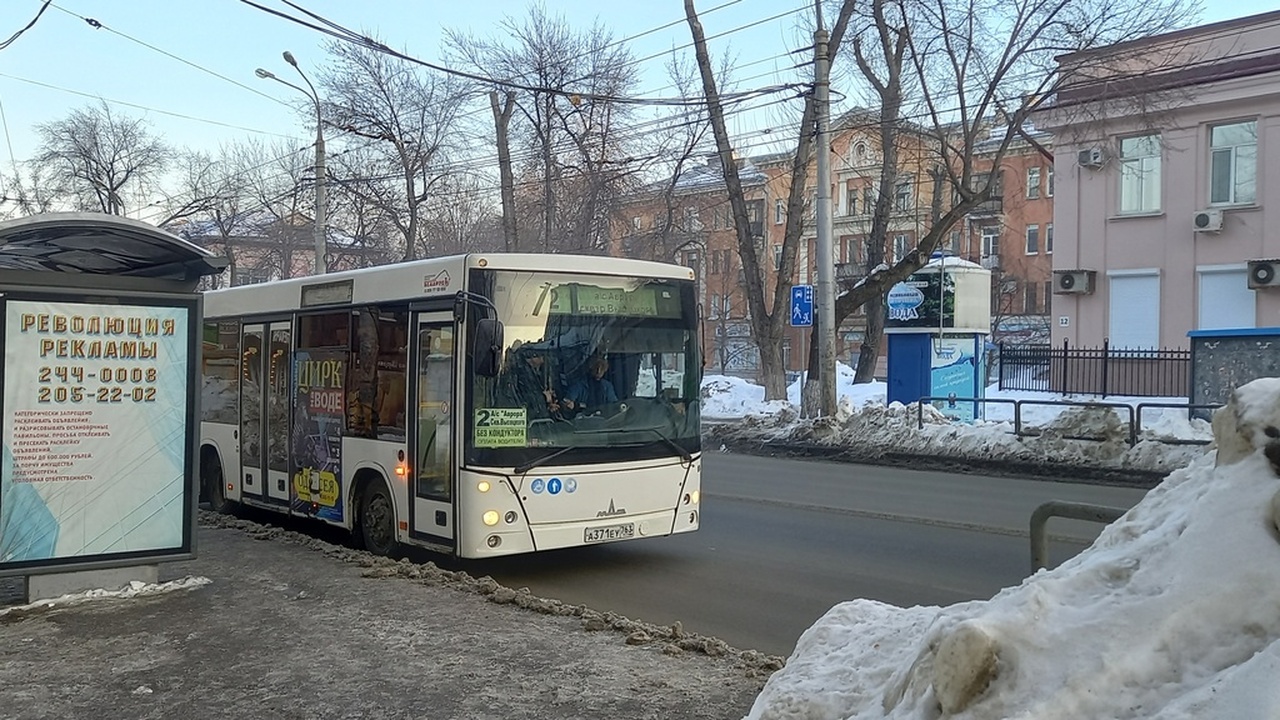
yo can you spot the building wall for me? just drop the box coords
[1042,13,1280,349]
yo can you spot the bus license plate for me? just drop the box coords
[584,522,635,544]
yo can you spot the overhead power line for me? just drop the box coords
[0,0,52,51]
[235,0,809,108]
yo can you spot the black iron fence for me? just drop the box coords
[998,340,1191,398]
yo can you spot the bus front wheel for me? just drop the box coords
[359,481,397,556]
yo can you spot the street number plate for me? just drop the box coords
[584,522,635,544]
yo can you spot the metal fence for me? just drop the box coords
[998,340,1191,398]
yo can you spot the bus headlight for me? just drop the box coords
[683,490,700,505]
[477,480,491,493]
[691,490,700,504]
[482,510,500,526]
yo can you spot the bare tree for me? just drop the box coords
[790,0,1197,411]
[684,0,859,400]
[32,100,170,216]
[447,5,642,255]
[319,38,467,262]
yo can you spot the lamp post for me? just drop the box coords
[256,51,326,275]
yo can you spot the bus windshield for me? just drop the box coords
[465,269,700,469]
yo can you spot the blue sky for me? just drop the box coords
[0,0,1275,184]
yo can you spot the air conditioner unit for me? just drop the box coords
[1192,209,1223,233]
[1053,269,1096,295]
[1077,147,1105,169]
[1248,259,1280,289]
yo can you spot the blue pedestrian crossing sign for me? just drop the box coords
[790,284,814,327]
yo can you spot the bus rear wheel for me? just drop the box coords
[359,481,397,556]
[203,454,234,515]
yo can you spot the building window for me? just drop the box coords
[947,231,961,255]
[1026,167,1041,199]
[774,199,785,224]
[893,234,909,262]
[1024,283,1038,314]
[722,295,733,317]
[1209,120,1257,206]
[773,245,782,269]
[709,293,722,319]
[863,187,874,215]
[1046,223,1053,254]
[1047,167,1054,198]
[1109,273,1160,349]
[846,186,857,216]
[894,181,912,212]
[981,225,1000,258]
[1043,281,1052,312]
[1025,224,1039,254]
[631,216,642,231]
[710,251,720,275]
[1119,134,1161,214]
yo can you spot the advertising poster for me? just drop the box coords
[291,349,345,523]
[930,335,979,423]
[886,271,957,329]
[0,300,190,566]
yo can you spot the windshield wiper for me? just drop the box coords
[514,445,577,475]
[647,427,693,466]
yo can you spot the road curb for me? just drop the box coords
[708,438,1167,489]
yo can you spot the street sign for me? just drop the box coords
[790,284,814,327]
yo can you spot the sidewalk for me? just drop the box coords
[0,515,774,720]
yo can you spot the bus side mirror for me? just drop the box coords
[474,318,504,377]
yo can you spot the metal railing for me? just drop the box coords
[1030,501,1126,572]
[998,340,1191,398]
[916,396,1220,447]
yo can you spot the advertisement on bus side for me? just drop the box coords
[291,349,345,523]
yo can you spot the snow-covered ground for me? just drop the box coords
[701,367,1213,475]
[744,377,1280,719]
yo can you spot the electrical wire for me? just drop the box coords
[49,3,291,107]
[0,0,51,51]
[235,0,809,107]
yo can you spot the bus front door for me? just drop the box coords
[408,314,456,551]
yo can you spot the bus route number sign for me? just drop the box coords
[474,408,527,447]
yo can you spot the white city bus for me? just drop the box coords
[199,253,701,558]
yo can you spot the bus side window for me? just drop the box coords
[347,307,408,441]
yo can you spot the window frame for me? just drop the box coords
[1026,167,1041,199]
[1118,134,1162,215]
[1025,224,1039,255]
[1208,119,1257,207]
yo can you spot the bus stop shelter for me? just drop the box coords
[0,212,226,602]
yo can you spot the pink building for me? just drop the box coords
[1037,10,1280,349]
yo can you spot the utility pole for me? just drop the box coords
[814,7,837,416]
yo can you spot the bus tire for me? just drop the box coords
[202,451,235,515]
[359,480,397,556]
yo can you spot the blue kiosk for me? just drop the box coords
[884,254,992,421]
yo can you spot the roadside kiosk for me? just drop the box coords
[884,253,992,422]
[0,213,226,602]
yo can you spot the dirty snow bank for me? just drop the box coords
[0,576,211,618]
[745,378,1280,718]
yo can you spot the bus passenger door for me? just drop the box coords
[408,314,455,550]
[264,323,292,503]
[240,323,266,499]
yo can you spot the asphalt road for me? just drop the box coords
[459,453,1152,657]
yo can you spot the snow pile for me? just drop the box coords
[703,374,1213,474]
[0,576,211,618]
[746,377,1280,718]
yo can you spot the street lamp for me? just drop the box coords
[256,51,326,275]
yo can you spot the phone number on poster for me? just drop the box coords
[37,365,161,404]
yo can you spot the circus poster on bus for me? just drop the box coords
[291,349,345,523]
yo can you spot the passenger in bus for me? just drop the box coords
[563,355,618,416]
[501,343,560,419]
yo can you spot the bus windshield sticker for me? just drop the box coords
[473,408,527,447]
